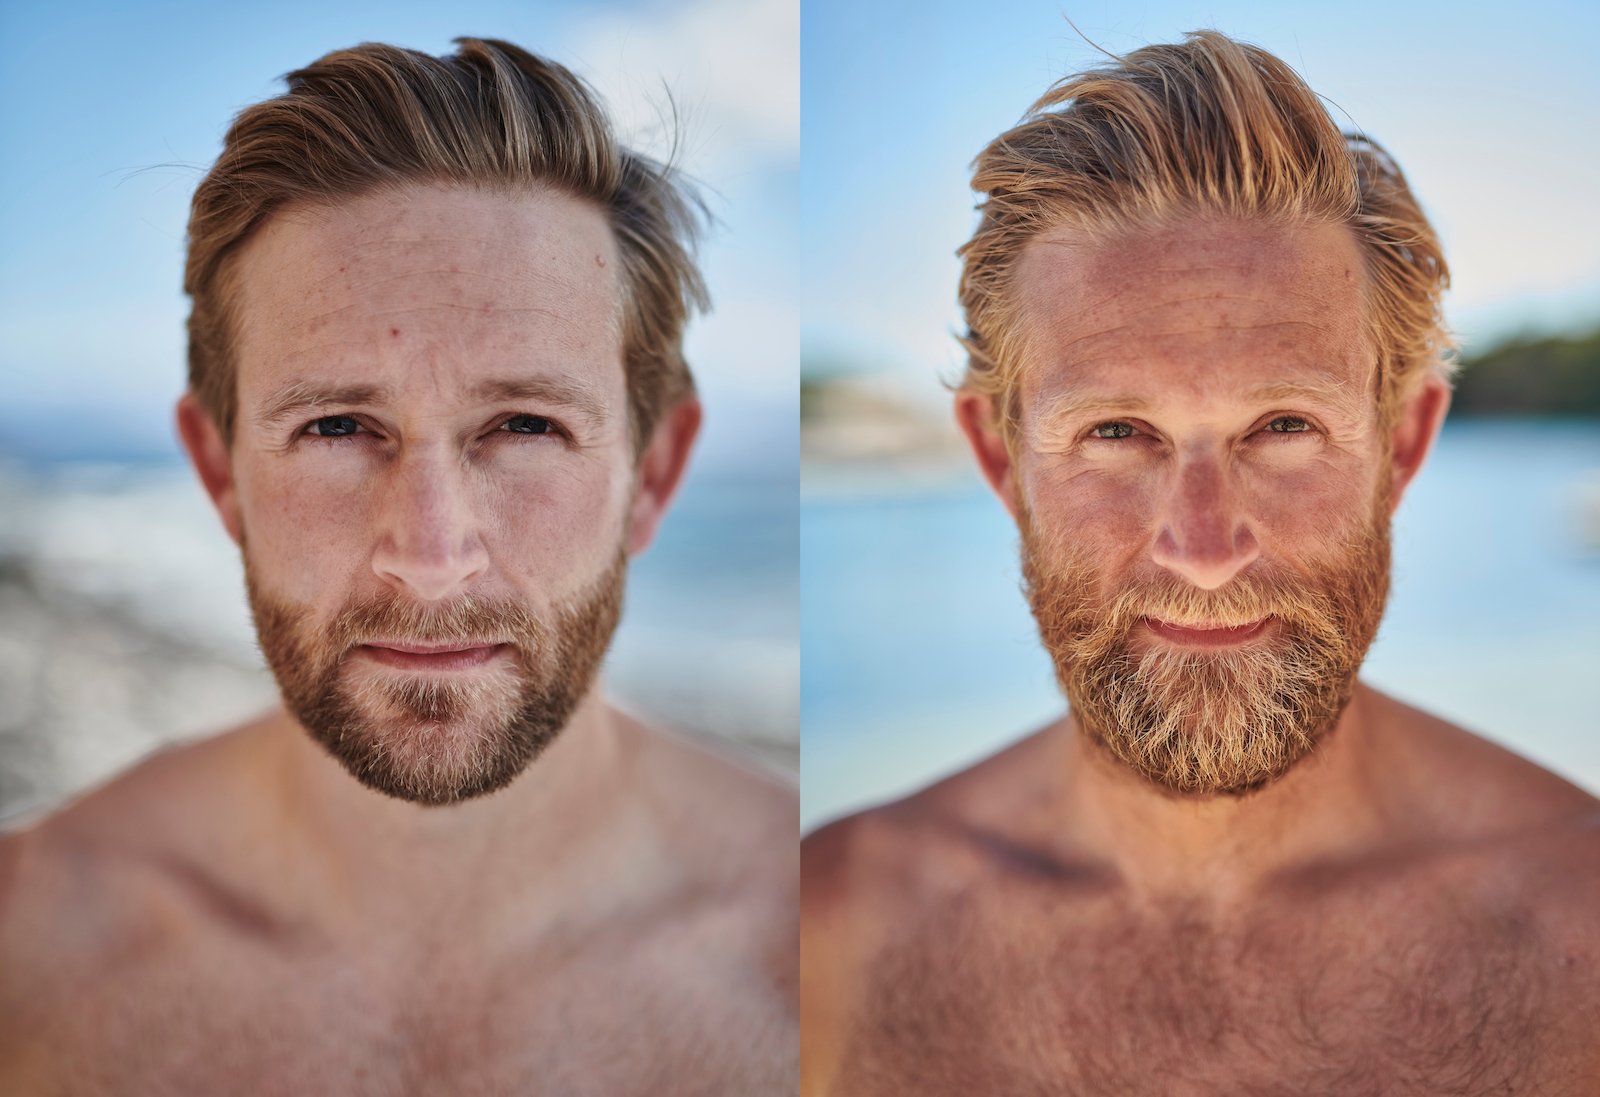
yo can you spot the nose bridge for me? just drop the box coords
[372,443,488,600]
[1151,445,1259,590]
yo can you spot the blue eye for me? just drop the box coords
[307,415,362,438]
[504,415,555,435]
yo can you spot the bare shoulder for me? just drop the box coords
[1365,683,1600,829]
[1364,684,1600,932]
[0,715,273,1004]
[613,709,797,972]
[618,709,796,879]
[800,723,1064,1094]
[804,720,1065,922]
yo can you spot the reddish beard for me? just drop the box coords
[1019,489,1392,797]
[245,550,624,807]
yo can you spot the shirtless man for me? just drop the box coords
[0,39,794,1096]
[802,31,1599,1095]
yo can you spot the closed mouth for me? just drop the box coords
[1142,616,1272,646]
[353,641,510,671]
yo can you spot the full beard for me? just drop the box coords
[1021,490,1392,798]
[245,551,624,807]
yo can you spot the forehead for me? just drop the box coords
[230,182,622,401]
[1011,217,1373,414]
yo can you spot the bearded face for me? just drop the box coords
[246,549,624,806]
[1019,480,1392,797]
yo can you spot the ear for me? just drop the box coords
[954,390,1019,520]
[176,393,243,547]
[1385,375,1452,517]
[627,395,701,555]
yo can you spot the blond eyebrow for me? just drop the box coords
[1033,377,1367,436]
[252,374,612,429]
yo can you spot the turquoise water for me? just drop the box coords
[800,420,1600,831]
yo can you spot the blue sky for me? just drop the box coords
[0,0,797,467]
[802,0,1600,396]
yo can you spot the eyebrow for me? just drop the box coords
[252,375,611,430]
[1033,378,1367,435]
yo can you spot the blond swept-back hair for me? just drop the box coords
[958,30,1453,439]
[185,37,707,453]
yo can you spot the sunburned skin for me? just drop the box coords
[0,184,798,1096]
[801,219,1600,1095]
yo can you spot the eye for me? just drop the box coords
[304,414,364,438]
[502,414,558,436]
[1263,416,1312,434]
[1088,420,1137,440]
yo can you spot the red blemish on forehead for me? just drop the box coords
[389,327,400,337]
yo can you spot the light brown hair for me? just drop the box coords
[957,30,1453,439]
[185,37,707,452]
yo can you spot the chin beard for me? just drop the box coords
[1020,504,1391,798]
[245,551,624,807]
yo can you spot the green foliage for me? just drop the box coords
[1451,326,1600,416]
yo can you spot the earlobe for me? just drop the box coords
[627,396,702,556]
[954,391,1019,519]
[1385,376,1452,516]
[175,394,243,546]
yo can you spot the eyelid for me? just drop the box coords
[297,412,371,439]
[1257,412,1319,436]
[1082,418,1149,442]
[495,412,569,439]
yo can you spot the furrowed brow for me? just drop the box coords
[253,382,388,428]
[1032,393,1153,439]
[1031,377,1367,439]
[1240,379,1368,421]
[469,376,611,425]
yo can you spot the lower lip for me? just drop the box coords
[1142,617,1271,647]
[355,643,508,671]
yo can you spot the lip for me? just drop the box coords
[355,642,509,671]
[1142,616,1273,647]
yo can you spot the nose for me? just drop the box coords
[369,448,489,601]
[1149,453,1260,590]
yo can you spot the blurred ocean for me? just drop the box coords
[801,419,1600,832]
[0,457,796,824]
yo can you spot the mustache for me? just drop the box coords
[1092,569,1345,635]
[323,590,549,654]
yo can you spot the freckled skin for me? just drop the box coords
[1014,219,1382,589]
[0,184,797,1095]
[802,218,1600,1096]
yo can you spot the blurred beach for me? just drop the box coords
[0,458,797,826]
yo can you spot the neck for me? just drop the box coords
[1056,680,1403,910]
[254,681,641,940]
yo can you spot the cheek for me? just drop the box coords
[482,455,632,580]
[1242,453,1378,551]
[236,463,371,602]
[1022,456,1153,569]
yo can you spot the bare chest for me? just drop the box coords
[4,931,790,1097]
[835,890,1594,1097]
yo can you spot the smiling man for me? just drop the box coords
[802,31,1600,1095]
[0,39,794,1094]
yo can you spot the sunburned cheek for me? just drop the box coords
[1028,465,1157,550]
[1248,465,1376,546]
